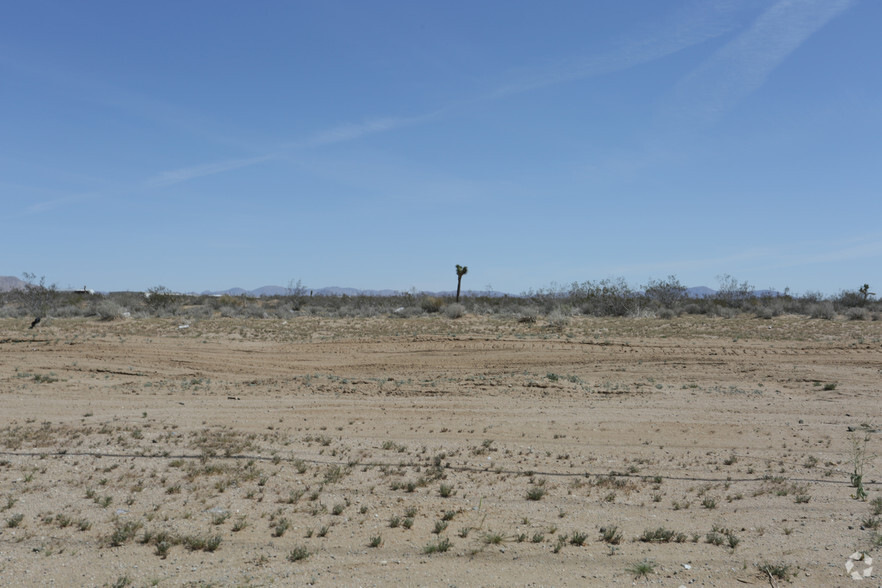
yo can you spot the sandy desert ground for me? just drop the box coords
[0,314,880,587]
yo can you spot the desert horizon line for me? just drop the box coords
[2,273,874,300]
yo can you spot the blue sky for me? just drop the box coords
[2,0,879,295]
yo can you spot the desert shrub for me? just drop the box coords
[240,303,267,318]
[845,307,870,321]
[808,302,835,319]
[52,304,84,318]
[710,305,738,318]
[639,527,687,543]
[107,521,143,546]
[517,308,538,323]
[145,286,180,312]
[444,303,465,319]
[628,306,656,318]
[269,302,296,316]
[657,308,677,319]
[683,303,705,315]
[332,304,378,318]
[800,290,826,303]
[95,300,126,321]
[546,308,570,328]
[715,274,753,308]
[575,278,636,317]
[836,287,870,308]
[215,302,265,318]
[287,545,311,561]
[13,274,59,318]
[755,306,775,320]
[643,275,687,308]
[181,305,214,319]
[467,301,495,315]
[763,299,785,316]
[208,294,245,310]
[0,305,24,318]
[757,562,793,582]
[777,293,822,315]
[421,296,444,313]
[103,292,146,314]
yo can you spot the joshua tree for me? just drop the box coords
[455,265,468,303]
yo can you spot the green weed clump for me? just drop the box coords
[288,546,310,562]
[627,560,655,578]
[423,537,452,554]
[639,527,687,543]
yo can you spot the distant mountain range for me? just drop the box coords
[201,285,780,299]
[686,286,715,298]
[0,276,27,292]
[0,276,779,298]
[200,286,509,298]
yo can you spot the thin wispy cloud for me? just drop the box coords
[146,155,277,187]
[660,0,855,130]
[6,3,773,206]
[303,111,445,147]
[24,194,92,215]
[144,112,446,190]
[0,52,262,152]
[484,2,751,100]
[10,1,855,219]
[295,4,760,151]
[0,192,98,221]
[10,155,277,217]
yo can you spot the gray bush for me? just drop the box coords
[657,308,677,319]
[14,273,59,319]
[755,306,775,320]
[575,278,635,317]
[241,304,267,318]
[444,303,466,319]
[643,275,687,308]
[711,306,738,318]
[808,302,835,319]
[0,306,25,318]
[845,307,870,321]
[94,300,126,321]
[516,308,539,323]
[182,305,214,319]
[715,274,753,308]
[52,305,83,318]
[420,296,444,313]
[546,309,570,328]
[628,306,656,318]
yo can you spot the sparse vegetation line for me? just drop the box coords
[0,449,874,487]
[2,272,878,321]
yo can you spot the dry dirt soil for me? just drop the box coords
[1,314,881,587]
